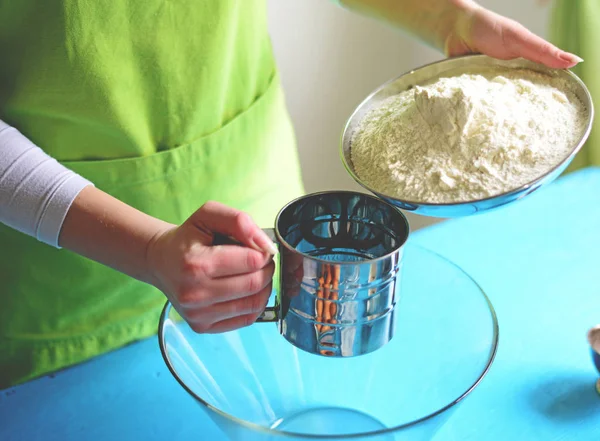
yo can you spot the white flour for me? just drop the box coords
[351,68,588,203]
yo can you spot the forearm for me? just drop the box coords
[0,122,94,245]
[0,120,172,286]
[339,0,478,53]
[59,185,173,286]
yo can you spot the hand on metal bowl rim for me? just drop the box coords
[445,0,583,69]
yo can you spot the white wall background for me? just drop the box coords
[267,0,551,229]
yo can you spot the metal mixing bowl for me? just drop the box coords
[340,55,594,218]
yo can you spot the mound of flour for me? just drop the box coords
[351,68,588,203]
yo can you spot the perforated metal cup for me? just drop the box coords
[215,191,409,357]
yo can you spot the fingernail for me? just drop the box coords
[572,55,584,63]
[264,240,278,255]
[248,239,265,253]
[254,233,278,255]
[561,52,584,64]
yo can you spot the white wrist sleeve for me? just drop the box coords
[0,120,93,248]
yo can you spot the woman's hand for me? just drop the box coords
[340,0,581,69]
[60,185,277,334]
[146,201,278,333]
[445,1,581,68]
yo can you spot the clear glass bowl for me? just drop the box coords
[158,245,499,440]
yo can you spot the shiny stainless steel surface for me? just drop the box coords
[587,325,600,394]
[340,54,595,218]
[214,191,409,357]
[274,191,409,357]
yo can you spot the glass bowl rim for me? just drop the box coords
[157,244,500,439]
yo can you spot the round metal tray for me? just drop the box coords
[340,55,594,218]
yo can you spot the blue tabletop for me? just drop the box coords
[2,168,600,441]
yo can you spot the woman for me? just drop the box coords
[0,0,582,388]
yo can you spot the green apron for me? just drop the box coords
[0,0,304,388]
[550,0,600,170]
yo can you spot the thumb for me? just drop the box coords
[188,201,278,255]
